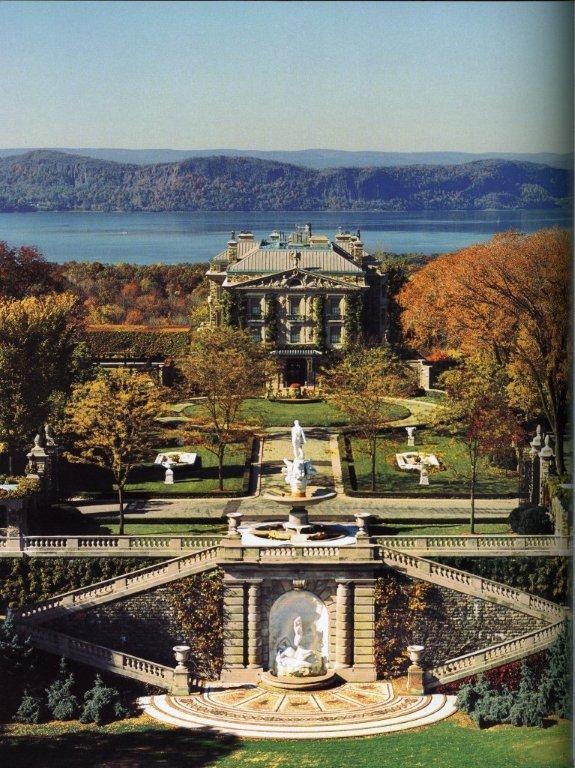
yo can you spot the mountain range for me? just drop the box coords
[0,150,571,213]
[0,147,572,170]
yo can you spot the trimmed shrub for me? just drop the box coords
[85,327,190,359]
[509,505,553,535]
[80,675,128,725]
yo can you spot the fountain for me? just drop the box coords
[246,420,352,545]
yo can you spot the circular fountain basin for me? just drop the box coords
[260,669,338,691]
[240,521,357,547]
[263,486,337,506]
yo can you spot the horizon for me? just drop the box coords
[1,1,573,154]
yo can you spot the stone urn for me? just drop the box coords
[173,644,191,669]
[227,511,243,537]
[354,512,370,537]
[407,644,424,666]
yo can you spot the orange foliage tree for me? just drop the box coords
[399,229,570,474]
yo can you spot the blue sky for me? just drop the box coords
[1,1,572,152]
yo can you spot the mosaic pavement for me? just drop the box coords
[139,681,457,739]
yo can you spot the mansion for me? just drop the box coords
[206,224,387,387]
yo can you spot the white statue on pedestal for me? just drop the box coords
[275,615,325,677]
[282,457,316,496]
[406,426,416,446]
[291,420,306,459]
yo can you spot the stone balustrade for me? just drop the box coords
[0,534,568,558]
[379,547,566,622]
[22,624,175,688]
[373,535,570,556]
[426,620,566,687]
[14,547,219,623]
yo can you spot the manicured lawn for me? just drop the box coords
[60,443,247,499]
[181,397,411,428]
[369,522,511,536]
[347,429,519,497]
[41,507,227,536]
[0,716,570,768]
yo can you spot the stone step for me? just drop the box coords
[139,689,458,738]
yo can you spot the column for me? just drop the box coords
[335,580,352,668]
[247,580,262,668]
[352,578,377,681]
[223,579,245,670]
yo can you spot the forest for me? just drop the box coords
[0,150,571,212]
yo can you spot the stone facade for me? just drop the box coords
[206,225,387,387]
[48,565,546,684]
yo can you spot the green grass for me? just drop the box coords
[369,522,511,536]
[0,717,570,768]
[181,397,410,428]
[41,507,228,536]
[61,443,247,498]
[348,429,519,497]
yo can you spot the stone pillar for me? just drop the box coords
[335,580,352,669]
[539,435,554,506]
[351,578,377,682]
[171,645,191,695]
[406,645,425,695]
[247,580,263,669]
[222,579,246,676]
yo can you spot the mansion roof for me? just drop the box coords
[227,246,364,276]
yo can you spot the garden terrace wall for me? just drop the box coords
[84,326,191,359]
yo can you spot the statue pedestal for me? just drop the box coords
[288,507,309,527]
[407,664,425,695]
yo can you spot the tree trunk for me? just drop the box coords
[371,435,377,492]
[218,445,225,491]
[8,452,14,477]
[118,484,125,536]
[553,404,567,476]
[470,462,476,535]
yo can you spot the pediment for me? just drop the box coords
[223,269,364,291]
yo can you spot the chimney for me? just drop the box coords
[227,232,238,263]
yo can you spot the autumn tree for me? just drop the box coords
[181,326,273,490]
[321,346,418,490]
[64,370,163,534]
[0,293,83,473]
[436,355,523,533]
[0,242,65,299]
[399,229,570,474]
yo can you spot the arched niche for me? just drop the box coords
[268,590,329,676]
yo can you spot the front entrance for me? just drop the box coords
[285,358,307,386]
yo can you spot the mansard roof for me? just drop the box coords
[222,268,366,291]
[227,246,364,276]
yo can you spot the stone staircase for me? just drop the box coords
[12,540,569,691]
[379,546,565,622]
[426,620,566,688]
[14,546,219,624]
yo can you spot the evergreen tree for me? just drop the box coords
[0,612,36,720]
[80,675,128,725]
[14,689,45,724]
[508,660,546,727]
[539,623,572,719]
[46,657,80,721]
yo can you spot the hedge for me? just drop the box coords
[84,326,190,359]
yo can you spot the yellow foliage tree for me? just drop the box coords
[181,325,275,490]
[399,229,570,473]
[321,346,418,490]
[64,370,163,534]
[0,292,82,473]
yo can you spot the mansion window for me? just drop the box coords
[328,325,342,346]
[248,297,262,318]
[289,325,301,344]
[288,297,302,318]
[327,296,342,319]
[250,326,262,343]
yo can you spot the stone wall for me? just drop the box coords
[52,584,187,667]
[50,568,548,679]
[375,570,547,672]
